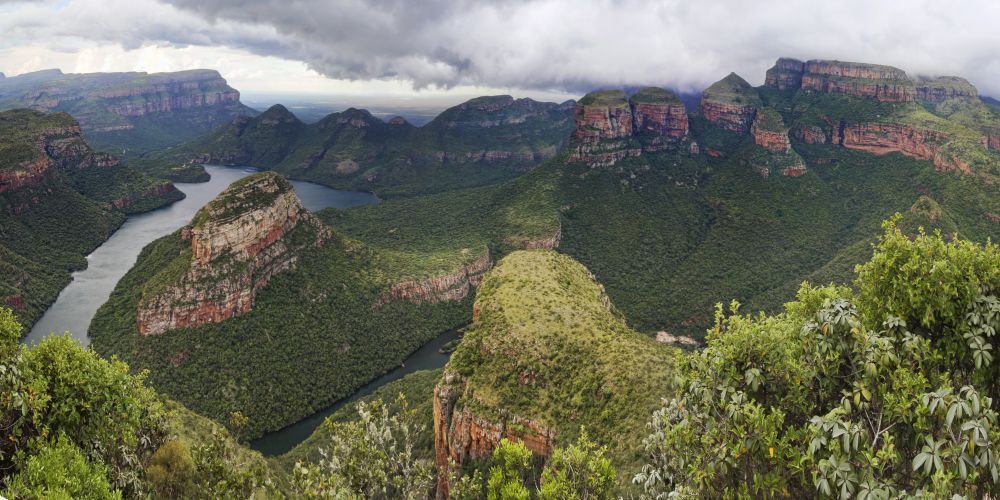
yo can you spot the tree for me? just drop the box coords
[146,439,195,498]
[291,395,433,499]
[539,430,616,500]
[635,220,1000,498]
[3,437,121,500]
[487,438,532,500]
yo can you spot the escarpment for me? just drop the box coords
[838,121,971,173]
[569,87,689,167]
[136,172,330,335]
[751,107,792,153]
[378,252,492,306]
[433,251,675,497]
[800,60,916,102]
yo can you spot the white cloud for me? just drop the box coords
[3,0,1000,97]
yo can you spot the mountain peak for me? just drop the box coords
[260,104,300,123]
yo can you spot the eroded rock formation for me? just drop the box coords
[764,58,805,90]
[136,172,330,335]
[839,122,970,174]
[800,60,916,102]
[700,73,760,135]
[914,76,979,103]
[569,88,689,166]
[751,108,792,153]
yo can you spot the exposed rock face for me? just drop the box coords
[838,122,969,174]
[9,70,242,122]
[136,173,330,335]
[378,252,492,306]
[702,101,757,135]
[700,73,760,135]
[987,132,1000,152]
[764,57,805,90]
[1,122,149,202]
[914,76,979,103]
[751,108,791,153]
[800,60,915,102]
[433,385,554,492]
[793,124,829,144]
[434,372,556,498]
[504,226,562,250]
[569,88,688,166]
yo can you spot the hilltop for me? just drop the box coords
[434,250,677,495]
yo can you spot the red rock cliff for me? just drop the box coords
[839,121,970,174]
[801,60,915,102]
[378,252,492,306]
[764,58,805,90]
[136,173,330,335]
[700,73,760,135]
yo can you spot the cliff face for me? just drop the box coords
[136,172,330,335]
[751,108,791,153]
[700,73,760,135]
[764,57,805,90]
[838,121,970,173]
[569,88,688,166]
[800,60,915,102]
[378,252,492,306]
[0,69,252,154]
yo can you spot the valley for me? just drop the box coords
[4,48,1000,498]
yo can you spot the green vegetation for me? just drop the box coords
[636,221,1000,497]
[289,396,434,499]
[91,214,470,439]
[277,368,443,471]
[578,89,628,107]
[702,72,762,106]
[629,87,682,104]
[445,250,678,473]
[0,109,181,327]
[327,84,1000,341]
[143,96,574,198]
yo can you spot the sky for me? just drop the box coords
[2,0,1000,101]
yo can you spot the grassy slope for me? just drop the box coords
[447,250,678,471]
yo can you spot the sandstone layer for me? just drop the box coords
[136,172,330,335]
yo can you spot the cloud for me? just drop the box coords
[4,0,1000,96]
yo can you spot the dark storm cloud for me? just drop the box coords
[5,0,1000,96]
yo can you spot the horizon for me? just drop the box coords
[3,0,1000,97]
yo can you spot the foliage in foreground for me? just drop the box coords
[635,218,1000,498]
[0,307,273,498]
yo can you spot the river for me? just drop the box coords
[23,164,458,457]
[250,327,462,456]
[24,165,378,345]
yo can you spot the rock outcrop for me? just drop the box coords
[800,60,916,102]
[764,57,806,90]
[569,87,689,166]
[838,121,970,173]
[378,252,492,306]
[700,73,761,135]
[136,172,330,335]
[751,107,792,153]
